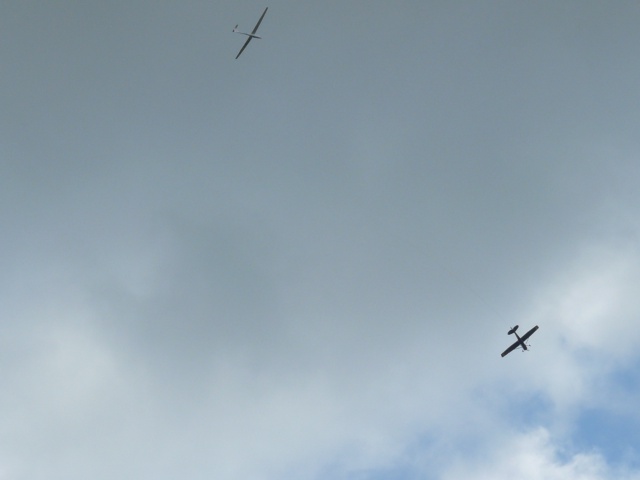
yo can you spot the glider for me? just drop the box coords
[501,324,539,357]
[233,7,268,59]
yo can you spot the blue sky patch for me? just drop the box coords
[573,407,640,467]
[608,357,640,396]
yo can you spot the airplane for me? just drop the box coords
[233,7,268,59]
[501,324,539,357]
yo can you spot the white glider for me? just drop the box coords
[233,7,268,59]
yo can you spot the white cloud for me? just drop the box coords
[441,428,640,480]
[549,244,640,356]
[477,240,640,413]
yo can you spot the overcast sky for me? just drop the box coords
[2,1,640,479]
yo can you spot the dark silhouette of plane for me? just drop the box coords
[233,7,268,59]
[501,325,539,357]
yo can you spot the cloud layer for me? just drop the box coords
[1,2,639,479]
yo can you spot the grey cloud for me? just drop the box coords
[2,2,640,479]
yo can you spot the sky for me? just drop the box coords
[1,1,640,479]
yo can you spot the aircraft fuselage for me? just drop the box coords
[513,331,528,351]
[234,32,261,39]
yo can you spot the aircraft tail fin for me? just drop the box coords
[233,24,238,32]
[508,325,519,335]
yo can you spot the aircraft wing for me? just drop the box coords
[501,340,520,357]
[251,7,268,34]
[519,325,539,343]
[235,36,253,59]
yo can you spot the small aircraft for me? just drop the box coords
[501,324,539,357]
[233,7,268,59]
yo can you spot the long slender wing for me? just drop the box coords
[519,325,539,343]
[235,36,253,59]
[501,340,520,357]
[251,7,268,34]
